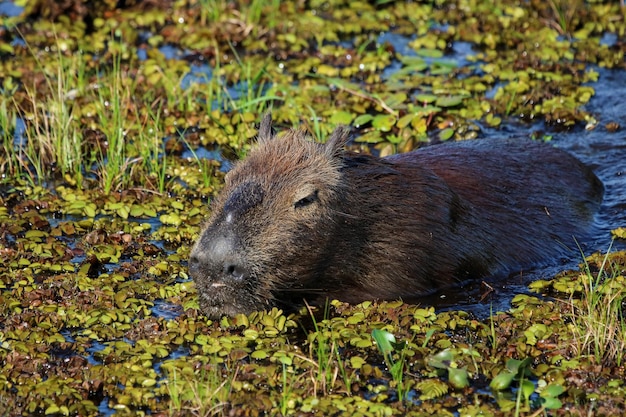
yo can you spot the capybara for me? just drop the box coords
[189,113,603,318]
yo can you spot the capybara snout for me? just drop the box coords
[189,232,246,283]
[189,113,603,318]
[189,179,268,286]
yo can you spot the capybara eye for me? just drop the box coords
[294,191,318,209]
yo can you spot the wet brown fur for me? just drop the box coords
[189,114,603,318]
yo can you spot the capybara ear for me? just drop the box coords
[257,112,273,143]
[324,125,350,158]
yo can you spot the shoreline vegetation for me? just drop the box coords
[1,0,625,415]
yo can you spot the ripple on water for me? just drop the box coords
[151,299,184,320]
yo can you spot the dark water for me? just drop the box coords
[572,68,626,240]
[0,1,21,17]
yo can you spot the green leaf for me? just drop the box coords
[160,213,182,226]
[251,350,269,360]
[415,48,444,58]
[416,378,448,400]
[448,367,470,389]
[542,397,563,410]
[542,384,566,398]
[521,379,535,402]
[84,204,97,217]
[25,230,47,238]
[354,130,382,143]
[383,92,408,110]
[415,94,437,103]
[277,354,292,365]
[435,95,466,108]
[438,128,455,141]
[130,206,144,217]
[371,328,396,357]
[427,348,455,369]
[506,357,532,374]
[431,61,456,75]
[397,113,416,129]
[400,56,428,72]
[349,356,366,369]
[354,114,374,127]
[415,105,442,116]
[372,114,396,132]
[116,206,130,219]
[390,360,404,379]
[611,227,626,239]
[0,43,14,54]
[329,110,355,125]
[143,207,158,217]
[141,378,157,387]
[490,371,516,391]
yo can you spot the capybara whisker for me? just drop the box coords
[274,288,328,293]
[329,208,361,219]
[189,112,603,319]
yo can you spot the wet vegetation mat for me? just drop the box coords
[1,0,626,415]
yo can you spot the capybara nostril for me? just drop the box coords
[188,233,247,283]
[187,254,203,277]
[224,262,247,280]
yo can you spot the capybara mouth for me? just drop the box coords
[195,278,264,319]
[197,290,242,319]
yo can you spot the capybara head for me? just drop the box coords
[189,113,352,318]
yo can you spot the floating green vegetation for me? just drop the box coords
[2,0,625,188]
[1,209,625,416]
[1,0,626,416]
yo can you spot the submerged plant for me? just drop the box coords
[426,349,470,390]
[490,357,565,415]
[490,357,533,414]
